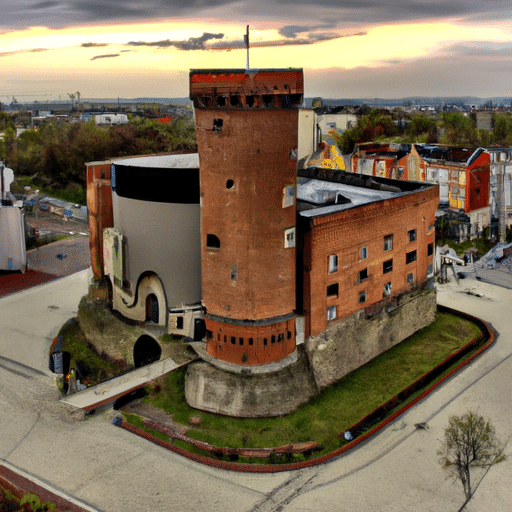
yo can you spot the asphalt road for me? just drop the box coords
[0,269,511,511]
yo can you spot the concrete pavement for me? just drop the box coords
[1,268,512,511]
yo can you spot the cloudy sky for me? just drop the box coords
[0,0,511,102]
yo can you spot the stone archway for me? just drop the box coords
[133,335,162,368]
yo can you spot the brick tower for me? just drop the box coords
[190,68,303,365]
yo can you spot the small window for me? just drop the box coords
[383,282,392,296]
[213,118,223,132]
[176,316,184,329]
[226,179,234,189]
[284,227,296,248]
[287,330,292,339]
[406,250,417,264]
[278,333,284,342]
[408,229,417,242]
[358,268,368,282]
[249,338,254,346]
[359,290,367,303]
[327,305,337,321]
[206,234,220,249]
[384,234,393,251]
[239,338,244,346]
[231,265,237,281]
[206,330,213,340]
[360,246,368,259]
[328,254,338,273]
[428,243,434,256]
[327,283,339,298]
[271,335,276,344]
[383,259,393,274]
[263,338,268,346]
[407,272,414,284]
[282,185,295,208]
[231,336,236,345]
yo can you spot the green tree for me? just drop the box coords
[329,108,398,154]
[405,113,438,143]
[440,411,502,503]
[492,113,512,145]
[440,112,479,146]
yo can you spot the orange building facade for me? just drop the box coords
[190,68,303,365]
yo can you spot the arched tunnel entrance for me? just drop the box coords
[133,335,162,368]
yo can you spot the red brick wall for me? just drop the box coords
[86,162,113,280]
[302,186,438,338]
[196,108,298,322]
[205,317,296,365]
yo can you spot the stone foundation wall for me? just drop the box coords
[304,284,437,390]
[184,347,318,418]
[77,296,178,367]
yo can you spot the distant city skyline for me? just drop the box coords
[1,1,511,102]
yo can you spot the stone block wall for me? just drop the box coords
[304,284,437,390]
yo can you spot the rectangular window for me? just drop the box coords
[231,336,236,345]
[408,229,417,242]
[213,118,223,132]
[383,259,393,274]
[282,185,295,208]
[383,282,392,296]
[271,335,276,344]
[239,338,244,345]
[327,305,337,321]
[284,227,296,248]
[249,338,253,346]
[328,254,338,273]
[358,268,368,282]
[263,338,268,346]
[406,250,417,264]
[360,246,368,259]
[407,272,414,284]
[176,316,184,329]
[428,243,434,256]
[327,283,339,298]
[359,290,367,303]
[384,234,393,251]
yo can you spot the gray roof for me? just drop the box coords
[297,177,400,218]
[112,153,199,169]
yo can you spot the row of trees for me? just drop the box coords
[330,109,512,154]
[0,115,197,192]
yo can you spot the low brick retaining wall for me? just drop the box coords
[0,465,92,512]
[116,305,495,473]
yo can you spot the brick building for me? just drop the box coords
[351,143,492,236]
[86,68,439,416]
[297,169,437,340]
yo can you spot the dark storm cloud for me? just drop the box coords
[444,42,512,57]
[81,42,109,48]
[2,0,511,30]
[0,47,49,57]
[90,53,120,60]
[127,32,224,50]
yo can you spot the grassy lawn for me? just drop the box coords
[138,311,483,460]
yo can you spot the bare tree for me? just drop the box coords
[440,411,501,504]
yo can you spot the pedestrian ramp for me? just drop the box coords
[61,357,187,411]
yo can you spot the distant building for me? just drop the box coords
[351,143,495,238]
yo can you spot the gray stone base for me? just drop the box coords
[305,283,437,390]
[184,284,436,417]
[184,346,318,418]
